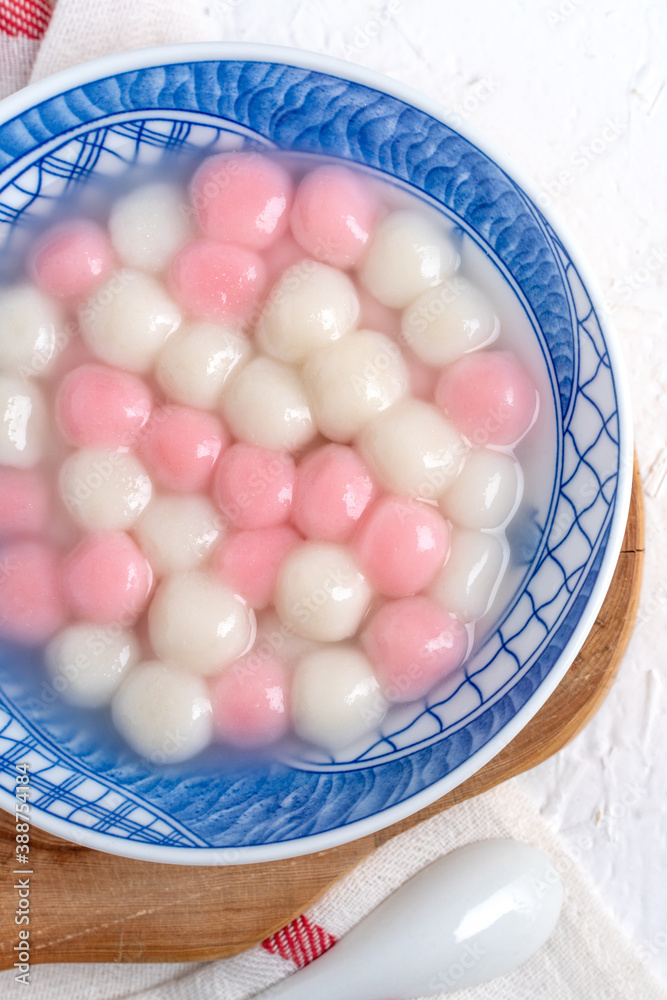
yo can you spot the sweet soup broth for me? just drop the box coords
[0,149,554,764]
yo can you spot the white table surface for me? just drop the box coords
[213,0,667,980]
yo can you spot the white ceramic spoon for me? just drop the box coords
[253,838,562,999]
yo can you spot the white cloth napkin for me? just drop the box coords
[2,781,667,1000]
[0,0,224,97]
[0,3,665,998]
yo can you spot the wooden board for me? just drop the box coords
[0,460,644,969]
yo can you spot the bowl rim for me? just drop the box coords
[0,41,634,864]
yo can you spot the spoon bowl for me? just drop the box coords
[255,838,563,999]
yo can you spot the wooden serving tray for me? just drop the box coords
[0,461,644,969]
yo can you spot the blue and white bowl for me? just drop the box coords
[0,44,632,864]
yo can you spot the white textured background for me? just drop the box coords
[217,0,667,980]
[2,0,666,987]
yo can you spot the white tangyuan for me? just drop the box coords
[0,284,62,377]
[133,494,222,575]
[156,321,252,409]
[220,355,315,452]
[59,448,152,530]
[360,210,459,309]
[439,449,521,529]
[108,182,193,273]
[292,646,387,751]
[256,260,359,364]
[402,276,498,366]
[303,329,409,443]
[360,398,465,498]
[429,528,507,622]
[0,375,47,468]
[148,571,253,675]
[79,268,181,373]
[275,542,372,642]
[112,660,213,763]
[45,623,140,708]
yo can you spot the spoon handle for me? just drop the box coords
[253,957,359,1000]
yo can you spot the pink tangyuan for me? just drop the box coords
[0,540,66,645]
[210,654,291,748]
[213,524,301,610]
[212,443,295,530]
[354,495,450,598]
[191,151,293,250]
[56,363,152,449]
[361,595,468,703]
[435,350,538,448]
[170,238,267,324]
[30,219,115,299]
[0,469,49,538]
[140,405,227,493]
[62,532,152,624]
[290,164,379,269]
[292,443,376,543]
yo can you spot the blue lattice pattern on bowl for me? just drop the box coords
[0,50,630,861]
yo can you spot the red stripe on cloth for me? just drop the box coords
[262,913,336,967]
[0,0,52,39]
